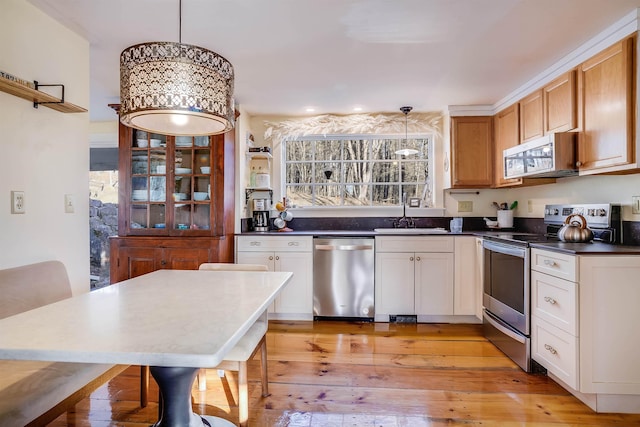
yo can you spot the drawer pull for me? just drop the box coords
[544,296,557,305]
[543,259,557,267]
[544,344,557,355]
[288,241,299,246]
[250,241,261,246]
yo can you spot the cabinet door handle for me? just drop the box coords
[544,296,557,305]
[544,344,557,355]
[409,256,414,261]
[543,259,557,267]
[416,256,421,261]
[275,256,280,260]
[575,161,582,167]
[160,260,166,266]
[269,256,274,261]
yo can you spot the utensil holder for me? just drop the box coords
[497,210,514,228]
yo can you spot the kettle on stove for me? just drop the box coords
[557,213,594,243]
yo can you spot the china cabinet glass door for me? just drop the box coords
[126,131,213,236]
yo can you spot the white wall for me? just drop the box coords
[246,113,640,222]
[0,0,90,295]
[444,174,640,221]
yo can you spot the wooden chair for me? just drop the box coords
[140,262,270,427]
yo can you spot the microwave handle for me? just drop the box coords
[482,239,526,258]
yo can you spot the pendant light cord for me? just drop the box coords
[178,0,182,44]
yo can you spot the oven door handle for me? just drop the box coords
[483,240,526,258]
[484,311,526,344]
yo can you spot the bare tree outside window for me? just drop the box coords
[283,135,431,207]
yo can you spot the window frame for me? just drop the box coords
[281,133,434,209]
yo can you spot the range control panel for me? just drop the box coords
[544,204,621,228]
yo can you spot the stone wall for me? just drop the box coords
[90,199,118,289]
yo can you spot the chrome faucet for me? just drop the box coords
[392,193,415,228]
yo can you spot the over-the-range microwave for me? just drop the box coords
[503,132,577,179]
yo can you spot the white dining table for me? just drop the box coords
[0,269,292,427]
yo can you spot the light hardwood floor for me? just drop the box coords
[49,321,640,426]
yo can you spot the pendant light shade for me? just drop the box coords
[395,106,418,156]
[119,2,234,136]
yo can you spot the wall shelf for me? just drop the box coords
[246,151,273,159]
[0,75,87,113]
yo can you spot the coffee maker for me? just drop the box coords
[251,199,270,232]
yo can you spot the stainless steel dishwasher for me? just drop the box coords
[313,237,375,319]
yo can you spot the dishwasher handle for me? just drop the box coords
[315,244,373,251]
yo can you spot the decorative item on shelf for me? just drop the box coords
[248,146,272,154]
[275,198,293,232]
[119,0,234,136]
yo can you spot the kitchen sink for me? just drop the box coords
[374,227,448,234]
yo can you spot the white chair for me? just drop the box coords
[140,263,270,427]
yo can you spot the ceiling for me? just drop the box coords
[27,0,640,123]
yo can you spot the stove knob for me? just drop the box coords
[597,209,607,217]
[551,208,559,215]
[587,209,595,216]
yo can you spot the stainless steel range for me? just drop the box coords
[482,203,621,372]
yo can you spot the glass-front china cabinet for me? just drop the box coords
[126,131,216,236]
[109,116,235,284]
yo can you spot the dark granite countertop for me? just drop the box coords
[239,230,640,254]
[241,230,482,237]
[529,241,640,255]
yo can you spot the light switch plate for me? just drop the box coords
[632,196,640,214]
[11,191,25,214]
[64,194,75,213]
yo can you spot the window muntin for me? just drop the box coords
[283,135,431,207]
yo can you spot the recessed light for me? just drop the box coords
[305,107,315,113]
[353,107,363,112]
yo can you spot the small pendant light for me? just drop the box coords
[395,106,419,156]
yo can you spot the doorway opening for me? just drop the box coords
[90,147,119,290]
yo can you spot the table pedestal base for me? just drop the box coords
[150,366,235,427]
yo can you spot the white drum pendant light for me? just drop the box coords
[119,0,234,136]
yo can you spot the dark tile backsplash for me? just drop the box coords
[243,215,544,233]
[241,216,640,245]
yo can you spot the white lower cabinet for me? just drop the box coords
[375,236,454,321]
[236,236,313,320]
[532,315,579,389]
[531,248,640,413]
[453,236,481,318]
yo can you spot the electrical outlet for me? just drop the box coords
[457,200,473,212]
[527,200,533,213]
[632,196,640,214]
[11,191,25,214]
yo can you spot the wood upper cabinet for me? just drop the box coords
[520,71,577,140]
[493,104,522,187]
[544,70,577,133]
[117,123,229,237]
[519,90,544,142]
[577,36,636,175]
[449,116,493,188]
